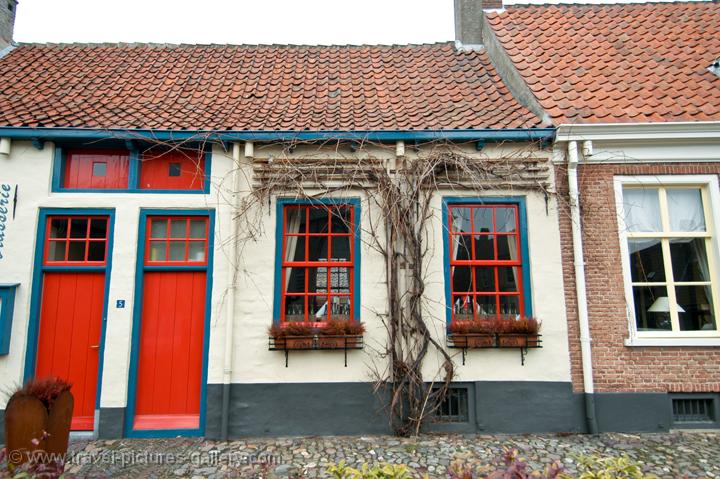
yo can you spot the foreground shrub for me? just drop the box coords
[575,455,658,479]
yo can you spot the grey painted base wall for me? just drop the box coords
[0,385,689,442]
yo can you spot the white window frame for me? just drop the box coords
[615,175,720,347]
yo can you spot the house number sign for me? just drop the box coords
[0,184,12,260]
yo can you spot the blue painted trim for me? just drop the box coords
[0,284,19,355]
[441,197,533,327]
[50,146,212,194]
[0,126,555,143]
[272,197,362,323]
[23,208,116,416]
[125,208,215,438]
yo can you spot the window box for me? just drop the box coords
[497,333,540,348]
[450,333,495,348]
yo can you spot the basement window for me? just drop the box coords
[434,387,469,423]
[672,396,717,426]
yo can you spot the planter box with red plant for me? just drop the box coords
[449,320,496,348]
[268,323,314,349]
[4,378,73,474]
[317,320,365,348]
[496,317,541,348]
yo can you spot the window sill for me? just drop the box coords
[625,337,720,347]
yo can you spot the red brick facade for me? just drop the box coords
[556,162,720,393]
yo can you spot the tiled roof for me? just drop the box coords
[0,42,542,131]
[486,1,720,124]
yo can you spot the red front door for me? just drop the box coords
[35,215,110,431]
[133,216,209,431]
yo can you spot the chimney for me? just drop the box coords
[454,0,502,49]
[1,0,17,49]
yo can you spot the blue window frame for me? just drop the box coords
[0,283,19,355]
[272,198,362,324]
[442,197,533,326]
[51,146,212,194]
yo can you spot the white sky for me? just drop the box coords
[13,0,699,45]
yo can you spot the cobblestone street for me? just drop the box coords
[61,432,720,478]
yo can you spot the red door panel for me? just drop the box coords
[36,272,105,431]
[134,271,206,430]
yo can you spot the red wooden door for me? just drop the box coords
[133,271,206,430]
[35,272,105,430]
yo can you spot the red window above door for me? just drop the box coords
[63,149,129,189]
[44,216,109,265]
[145,217,209,265]
[139,149,206,191]
[448,204,524,322]
[281,204,355,325]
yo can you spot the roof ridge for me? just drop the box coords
[503,0,714,8]
[14,41,456,49]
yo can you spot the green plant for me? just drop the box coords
[496,317,540,335]
[344,321,365,335]
[268,322,314,338]
[575,455,658,479]
[325,462,411,479]
[449,319,496,335]
[318,320,366,336]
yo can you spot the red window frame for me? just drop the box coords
[280,204,355,326]
[448,204,524,322]
[62,149,130,189]
[144,216,209,266]
[44,216,110,266]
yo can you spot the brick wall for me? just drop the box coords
[556,162,720,393]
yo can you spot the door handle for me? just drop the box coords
[90,345,100,349]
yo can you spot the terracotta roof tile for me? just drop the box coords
[486,1,720,124]
[0,42,542,130]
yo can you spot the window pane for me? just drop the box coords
[285,207,306,234]
[498,267,520,292]
[495,207,516,233]
[149,241,167,261]
[47,241,66,261]
[329,296,352,321]
[500,295,521,316]
[310,296,327,319]
[668,189,705,232]
[50,219,68,238]
[330,207,352,234]
[451,207,472,234]
[92,162,107,177]
[329,267,351,292]
[284,235,306,262]
[189,219,206,239]
[308,236,329,262]
[89,219,107,239]
[473,235,494,260]
[285,267,306,293]
[474,267,494,292]
[168,241,186,261]
[308,207,329,233]
[170,219,187,238]
[331,236,351,261]
[87,241,106,262]
[476,295,496,316]
[497,235,519,261]
[452,266,472,293]
[671,238,710,282]
[633,285,671,331]
[453,235,472,261]
[68,241,86,261]
[70,218,88,238]
[188,242,205,262]
[284,296,305,321]
[676,286,716,331]
[623,188,661,232]
[473,207,493,233]
[150,220,167,239]
[628,239,665,283]
[453,295,476,321]
[168,162,181,177]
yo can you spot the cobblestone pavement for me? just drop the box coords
[61,432,719,479]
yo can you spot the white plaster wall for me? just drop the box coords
[0,141,235,409]
[0,139,571,412]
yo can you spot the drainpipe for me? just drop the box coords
[220,142,245,440]
[567,140,599,434]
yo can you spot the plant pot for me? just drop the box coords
[318,335,360,349]
[4,389,73,470]
[498,334,532,348]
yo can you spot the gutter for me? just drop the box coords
[567,140,599,434]
[0,126,555,143]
